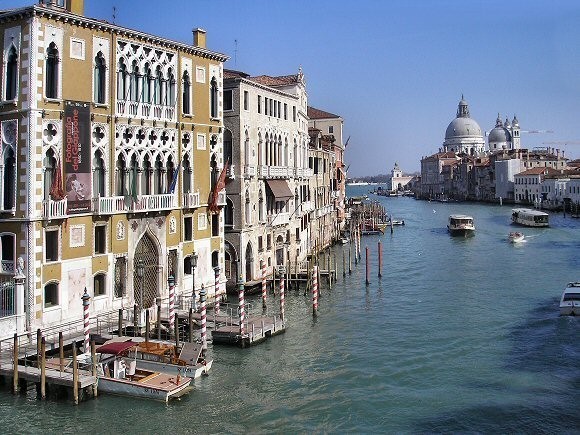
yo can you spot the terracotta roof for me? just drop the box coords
[307,106,341,119]
[224,69,250,79]
[249,74,299,87]
[516,167,561,176]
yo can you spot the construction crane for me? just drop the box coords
[522,130,554,134]
[542,141,580,146]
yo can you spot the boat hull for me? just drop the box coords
[448,227,475,237]
[134,359,213,381]
[97,375,191,402]
[559,302,579,316]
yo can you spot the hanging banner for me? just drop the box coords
[64,101,92,214]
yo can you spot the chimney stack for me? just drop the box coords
[193,28,207,48]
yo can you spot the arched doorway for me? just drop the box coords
[224,241,238,290]
[134,233,159,309]
[245,242,253,281]
[275,235,284,266]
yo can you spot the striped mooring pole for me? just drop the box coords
[200,285,207,352]
[81,288,90,353]
[168,275,175,335]
[312,265,318,316]
[280,270,285,322]
[261,260,267,309]
[365,246,370,286]
[214,267,220,315]
[378,240,383,278]
[238,278,245,337]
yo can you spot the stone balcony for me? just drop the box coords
[183,192,201,209]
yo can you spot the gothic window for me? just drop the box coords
[2,147,16,210]
[92,149,105,198]
[44,282,59,308]
[43,148,56,200]
[45,42,59,99]
[5,46,18,101]
[166,157,175,193]
[182,70,191,114]
[93,52,106,104]
[245,191,251,225]
[143,155,152,195]
[210,154,217,192]
[154,155,163,194]
[115,154,126,196]
[143,64,151,104]
[258,133,263,166]
[244,131,250,166]
[258,190,264,222]
[182,155,191,194]
[117,59,127,100]
[225,198,233,228]
[0,233,15,275]
[223,129,232,165]
[154,66,162,105]
[129,154,138,196]
[210,76,218,118]
[94,273,106,297]
[168,68,176,106]
[114,256,127,298]
[130,61,139,102]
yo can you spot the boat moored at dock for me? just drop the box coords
[511,208,549,227]
[447,215,475,237]
[560,282,580,316]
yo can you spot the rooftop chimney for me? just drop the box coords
[192,28,206,48]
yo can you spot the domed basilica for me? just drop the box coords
[442,96,485,156]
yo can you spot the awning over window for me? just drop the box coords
[266,179,293,201]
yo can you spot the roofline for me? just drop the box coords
[223,76,299,100]
[0,5,229,62]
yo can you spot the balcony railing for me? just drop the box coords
[257,166,290,179]
[93,194,177,214]
[1,260,14,274]
[304,168,314,177]
[268,212,289,226]
[183,192,200,209]
[243,165,256,178]
[301,201,314,213]
[42,198,67,219]
[116,99,176,122]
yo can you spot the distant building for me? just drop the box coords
[387,163,413,192]
[443,96,485,156]
[514,167,561,204]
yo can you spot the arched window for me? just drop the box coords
[182,71,191,114]
[210,76,218,118]
[258,189,264,222]
[225,198,234,228]
[130,61,139,102]
[182,155,191,194]
[154,66,162,105]
[94,52,106,104]
[45,42,59,99]
[129,154,139,196]
[143,64,151,104]
[43,148,56,200]
[258,133,263,166]
[142,155,152,195]
[44,282,59,308]
[154,155,163,194]
[244,130,250,166]
[0,233,15,278]
[5,46,18,101]
[168,68,176,106]
[166,157,175,193]
[210,154,218,192]
[223,129,232,165]
[284,138,289,167]
[2,148,16,210]
[117,59,127,100]
[264,133,269,166]
[244,191,251,225]
[92,149,105,198]
[115,154,126,196]
[114,257,127,298]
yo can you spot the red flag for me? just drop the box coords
[49,157,65,201]
[209,160,229,214]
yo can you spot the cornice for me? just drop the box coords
[225,77,300,101]
[0,5,229,62]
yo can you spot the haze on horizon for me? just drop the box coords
[6,0,580,177]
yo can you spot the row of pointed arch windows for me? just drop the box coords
[117,60,177,106]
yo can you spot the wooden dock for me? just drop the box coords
[211,315,286,348]
[0,364,95,388]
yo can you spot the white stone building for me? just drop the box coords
[443,96,485,156]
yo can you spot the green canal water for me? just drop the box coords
[0,185,578,433]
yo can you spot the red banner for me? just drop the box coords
[64,101,91,213]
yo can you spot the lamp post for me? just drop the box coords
[191,251,198,311]
[136,259,144,325]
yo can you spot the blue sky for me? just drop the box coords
[7,0,580,176]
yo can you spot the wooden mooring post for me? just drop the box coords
[378,240,383,278]
[40,337,46,400]
[118,309,123,337]
[145,309,150,343]
[188,308,194,343]
[365,246,370,286]
[91,340,97,397]
[59,332,64,372]
[12,333,18,395]
[72,344,78,405]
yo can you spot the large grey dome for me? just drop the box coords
[445,117,483,140]
[488,125,511,143]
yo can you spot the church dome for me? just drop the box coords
[444,96,483,140]
[445,117,483,140]
[488,125,511,143]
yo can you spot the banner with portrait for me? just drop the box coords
[64,101,91,214]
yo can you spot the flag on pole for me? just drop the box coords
[49,157,65,201]
[209,159,229,214]
[168,164,180,194]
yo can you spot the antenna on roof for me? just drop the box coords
[112,6,116,24]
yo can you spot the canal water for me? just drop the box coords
[0,185,578,433]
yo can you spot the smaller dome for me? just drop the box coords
[488,126,511,143]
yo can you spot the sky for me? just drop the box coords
[6,0,580,176]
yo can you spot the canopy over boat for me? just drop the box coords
[97,340,136,355]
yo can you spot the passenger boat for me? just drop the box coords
[560,282,580,316]
[511,208,549,227]
[508,231,525,243]
[447,215,475,237]
[388,219,405,226]
[95,341,192,402]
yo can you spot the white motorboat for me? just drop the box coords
[508,231,525,243]
[95,341,192,402]
[511,208,549,227]
[447,215,475,237]
[560,282,580,316]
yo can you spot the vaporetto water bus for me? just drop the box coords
[511,208,549,227]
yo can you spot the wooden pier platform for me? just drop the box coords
[211,315,286,348]
[0,364,95,389]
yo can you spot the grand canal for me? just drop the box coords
[0,186,578,433]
